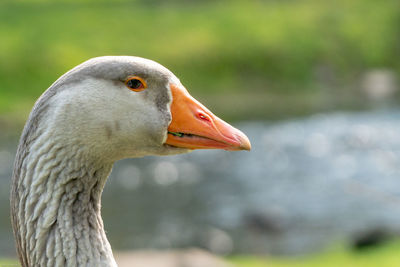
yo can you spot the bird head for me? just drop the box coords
[35,56,251,161]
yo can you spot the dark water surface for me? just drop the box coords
[2,110,400,256]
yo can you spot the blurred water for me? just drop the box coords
[2,110,400,256]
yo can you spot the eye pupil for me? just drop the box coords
[127,79,142,89]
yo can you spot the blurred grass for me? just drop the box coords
[0,0,399,128]
[230,240,400,267]
[0,258,18,267]
[2,240,400,266]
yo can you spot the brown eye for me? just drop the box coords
[125,76,147,92]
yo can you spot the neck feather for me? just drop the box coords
[11,129,117,267]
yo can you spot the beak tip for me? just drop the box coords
[237,133,251,151]
[241,144,251,151]
[240,141,251,151]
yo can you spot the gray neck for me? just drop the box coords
[11,130,117,267]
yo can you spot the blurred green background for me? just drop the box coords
[1,0,400,266]
[1,0,399,127]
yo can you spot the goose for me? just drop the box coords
[10,56,251,267]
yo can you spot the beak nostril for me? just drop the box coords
[198,113,211,122]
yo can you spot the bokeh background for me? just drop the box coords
[1,0,400,266]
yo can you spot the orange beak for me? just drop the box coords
[165,84,251,151]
